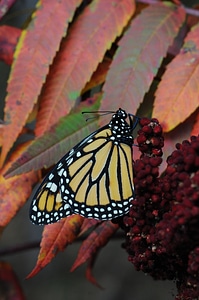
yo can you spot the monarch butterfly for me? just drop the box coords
[30,108,139,225]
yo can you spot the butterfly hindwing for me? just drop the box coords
[30,173,72,224]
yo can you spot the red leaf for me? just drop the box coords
[0,0,81,166]
[27,215,84,278]
[0,172,38,226]
[153,23,199,132]
[0,261,25,300]
[191,112,199,136]
[0,25,21,64]
[79,219,101,236]
[100,2,185,121]
[35,0,136,136]
[86,258,103,289]
[71,221,119,271]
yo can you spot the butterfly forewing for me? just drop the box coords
[30,108,138,225]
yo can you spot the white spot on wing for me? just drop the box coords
[49,173,54,180]
[69,149,75,155]
[50,183,57,193]
[57,162,63,169]
[64,203,70,209]
[67,158,73,165]
[58,168,64,176]
[76,151,81,157]
[33,205,37,212]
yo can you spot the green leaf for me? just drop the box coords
[5,97,101,177]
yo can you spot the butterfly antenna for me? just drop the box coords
[84,115,98,122]
[82,110,115,115]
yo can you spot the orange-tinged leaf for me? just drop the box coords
[153,24,199,132]
[0,0,82,166]
[27,215,84,278]
[0,119,7,147]
[0,261,25,300]
[35,0,136,136]
[71,221,119,272]
[0,25,21,65]
[100,2,185,121]
[0,172,38,226]
[82,58,112,94]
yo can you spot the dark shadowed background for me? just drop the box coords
[1,199,176,300]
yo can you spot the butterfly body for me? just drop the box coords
[30,108,138,225]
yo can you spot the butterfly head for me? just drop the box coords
[108,108,135,145]
[114,108,128,119]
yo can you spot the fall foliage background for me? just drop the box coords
[0,0,198,299]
